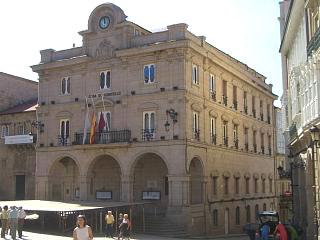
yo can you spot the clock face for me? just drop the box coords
[99,16,110,29]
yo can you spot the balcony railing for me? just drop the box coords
[234,139,239,149]
[233,101,238,110]
[244,106,248,115]
[210,90,216,102]
[253,144,257,153]
[223,137,228,147]
[245,143,249,151]
[211,134,216,145]
[260,113,264,121]
[193,129,200,141]
[252,109,256,118]
[58,135,71,146]
[261,146,265,154]
[141,129,156,141]
[74,130,131,145]
[222,95,228,106]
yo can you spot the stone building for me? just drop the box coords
[31,3,277,235]
[0,73,38,200]
[279,0,320,238]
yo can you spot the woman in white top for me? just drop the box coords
[73,215,93,240]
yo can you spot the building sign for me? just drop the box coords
[142,191,161,200]
[88,92,121,99]
[96,191,112,200]
[5,135,34,145]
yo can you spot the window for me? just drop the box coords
[212,176,218,195]
[267,104,271,123]
[213,209,218,226]
[235,178,240,194]
[59,119,70,145]
[255,204,259,220]
[246,205,251,223]
[165,176,169,196]
[223,121,228,146]
[253,130,257,153]
[261,133,265,154]
[61,77,70,95]
[209,74,216,92]
[233,124,238,148]
[100,71,111,89]
[244,91,248,113]
[224,177,229,195]
[192,65,199,85]
[235,207,240,225]
[97,111,111,131]
[144,64,155,84]
[222,80,227,106]
[143,111,155,140]
[244,128,249,151]
[134,29,140,36]
[211,117,216,144]
[268,135,272,155]
[252,96,256,117]
[193,112,199,132]
[245,178,250,194]
[254,178,258,193]
[233,85,237,109]
[269,179,273,193]
[262,179,266,193]
[17,124,24,135]
[263,203,267,211]
[1,125,9,138]
[260,100,264,120]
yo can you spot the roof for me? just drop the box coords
[0,100,38,115]
[0,200,148,212]
[0,72,38,85]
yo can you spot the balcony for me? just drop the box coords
[253,144,257,153]
[210,90,216,102]
[223,137,228,147]
[58,135,71,146]
[253,109,256,118]
[307,25,320,56]
[222,95,228,106]
[141,129,155,141]
[193,129,200,141]
[73,130,131,145]
[245,143,249,151]
[233,101,238,110]
[211,134,216,145]
[234,139,239,149]
[4,134,36,145]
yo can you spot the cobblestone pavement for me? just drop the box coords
[0,230,249,240]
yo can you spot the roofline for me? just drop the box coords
[279,0,295,52]
[0,72,38,85]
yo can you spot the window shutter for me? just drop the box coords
[100,72,105,89]
[150,65,155,82]
[106,71,111,89]
[66,77,70,94]
[144,66,149,83]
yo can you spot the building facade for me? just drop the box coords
[0,73,38,200]
[279,0,320,239]
[31,3,277,235]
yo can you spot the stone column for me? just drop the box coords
[121,175,134,202]
[35,176,49,200]
[167,175,190,209]
[79,175,89,201]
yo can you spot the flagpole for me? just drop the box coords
[101,95,109,131]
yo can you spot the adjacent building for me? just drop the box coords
[279,0,320,239]
[0,72,38,200]
[31,3,277,235]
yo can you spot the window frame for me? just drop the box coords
[212,176,218,195]
[213,209,218,226]
[59,119,70,139]
[192,64,199,85]
[193,112,199,132]
[144,64,155,84]
[235,178,240,195]
[224,177,229,195]
[235,206,240,225]
[61,77,71,95]
[209,74,215,92]
[99,70,111,90]
[1,125,9,139]
[98,111,112,131]
[17,124,25,135]
[245,178,250,194]
[143,111,156,131]
[210,117,216,135]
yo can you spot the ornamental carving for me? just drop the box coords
[95,39,114,59]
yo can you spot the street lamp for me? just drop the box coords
[310,126,320,143]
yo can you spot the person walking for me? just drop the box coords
[105,211,114,238]
[8,206,18,240]
[119,214,131,240]
[273,222,288,240]
[117,213,123,240]
[73,215,93,240]
[0,206,8,238]
[17,207,26,238]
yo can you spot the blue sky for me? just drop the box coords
[0,0,282,105]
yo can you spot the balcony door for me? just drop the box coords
[59,119,70,145]
[15,175,25,200]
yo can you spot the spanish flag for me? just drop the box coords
[89,112,96,144]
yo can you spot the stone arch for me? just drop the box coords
[48,156,80,201]
[131,152,169,214]
[48,153,82,175]
[86,154,122,201]
[189,157,205,204]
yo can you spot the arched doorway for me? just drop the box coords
[189,157,204,204]
[48,157,80,201]
[132,153,169,214]
[87,155,121,201]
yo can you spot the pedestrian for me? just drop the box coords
[17,206,26,238]
[73,215,93,240]
[105,211,114,238]
[0,206,8,238]
[274,222,288,240]
[119,214,131,240]
[8,206,18,240]
[117,213,123,240]
[260,224,270,240]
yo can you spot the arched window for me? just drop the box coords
[235,207,240,225]
[246,205,251,223]
[263,203,267,211]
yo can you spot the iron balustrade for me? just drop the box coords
[223,137,228,147]
[58,135,71,146]
[74,130,131,145]
[234,139,239,149]
[222,95,228,106]
[211,134,217,145]
[141,129,156,141]
[253,144,257,153]
[193,129,200,141]
[210,91,216,102]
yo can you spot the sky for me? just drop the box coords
[0,0,282,106]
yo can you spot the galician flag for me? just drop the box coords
[89,112,96,144]
[82,105,91,144]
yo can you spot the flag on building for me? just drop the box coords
[98,112,106,131]
[83,98,91,144]
[89,112,96,144]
